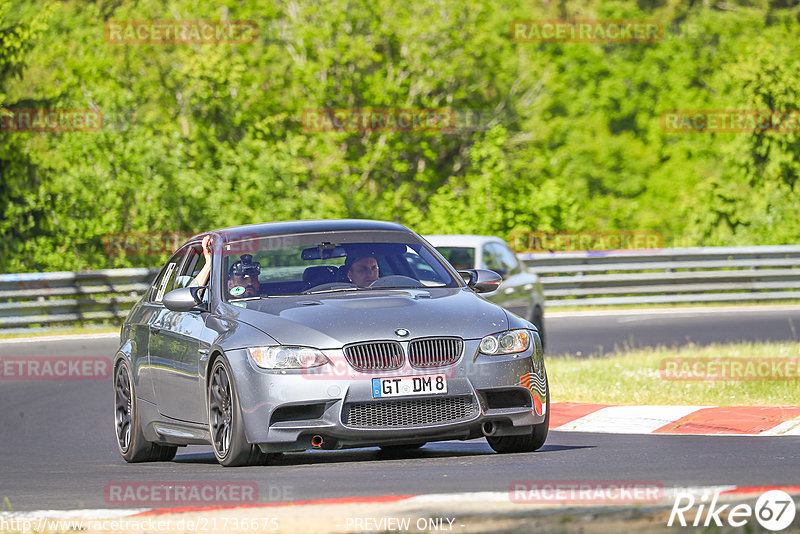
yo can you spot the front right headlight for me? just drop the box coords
[248,346,330,369]
[479,329,531,355]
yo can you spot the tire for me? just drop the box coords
[208,358,267,467]
[114,360,177,463]
[486,378,549,454]
[530,306,545,352]
[379,443,426,451]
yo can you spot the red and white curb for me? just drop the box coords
[2,485,800,521]
[550,403,800,436]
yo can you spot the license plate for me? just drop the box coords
[372,374,447,398]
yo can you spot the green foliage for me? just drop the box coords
[1,0,799,272]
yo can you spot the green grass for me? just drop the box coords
[547,341,800,406]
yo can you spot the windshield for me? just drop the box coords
[435,246,476,270]
[222,230,460,299]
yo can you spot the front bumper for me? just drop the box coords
[228,339,547,452]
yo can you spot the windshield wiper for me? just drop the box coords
[299,287,369,295]
[228,295,263,302]
[363,286,425,290]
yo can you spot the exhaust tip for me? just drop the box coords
[311,435,324,447]
[481,422,496,437]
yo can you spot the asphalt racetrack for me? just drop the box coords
[1,306,799,511]
[545,305,800,356]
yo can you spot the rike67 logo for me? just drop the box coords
[669,490,796,531]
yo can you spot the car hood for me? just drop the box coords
[218,287,508,348]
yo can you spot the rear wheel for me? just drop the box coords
[114,360,177,462]
[208,358,267,467]
[486,379,549,454]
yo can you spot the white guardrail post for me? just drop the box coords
[1,246,799,331]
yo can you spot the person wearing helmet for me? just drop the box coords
[227,253,262,298]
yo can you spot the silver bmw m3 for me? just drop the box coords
[114,220,548,466]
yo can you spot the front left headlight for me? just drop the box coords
[248,346,330,369]
[479,329,531,355]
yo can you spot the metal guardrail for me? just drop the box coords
[520,245,800,307]
[1,246,799,331]
[0,268,157,330]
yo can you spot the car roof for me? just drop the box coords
[191,219,412,242]
[424,234,507,248]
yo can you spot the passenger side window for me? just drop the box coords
[152,261,179,303]
[150,247,192,303]
[403,250,442,284]
[174,245,206,289]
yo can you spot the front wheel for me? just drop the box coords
[486,379,549,454]
[208,358,267,467]
[114,360,177,462]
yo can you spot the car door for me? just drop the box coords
[148,243,212,423]
[125,265,173,405]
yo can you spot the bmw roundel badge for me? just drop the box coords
[395,328,410,337]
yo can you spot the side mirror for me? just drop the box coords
[163,286,207,312]
[494,268,509,280]
[458,269,502,293]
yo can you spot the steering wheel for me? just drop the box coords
[368,275,420,288]
[306,282,357,292]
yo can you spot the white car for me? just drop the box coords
[425,235,546,349]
